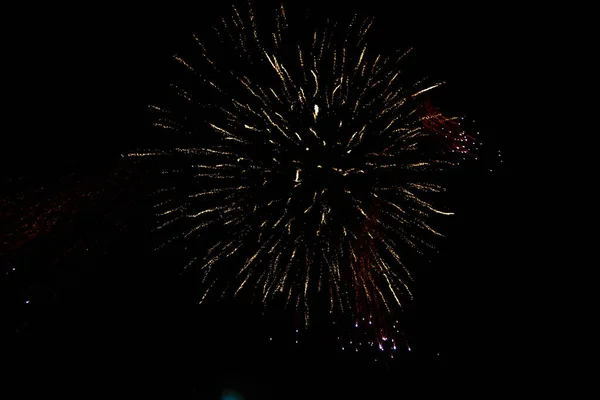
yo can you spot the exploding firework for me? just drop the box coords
[130,2,477,353]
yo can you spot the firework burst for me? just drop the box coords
[130,2,477,353]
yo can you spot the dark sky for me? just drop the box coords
[2,1,528,398]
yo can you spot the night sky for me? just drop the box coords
[2,1,527,398]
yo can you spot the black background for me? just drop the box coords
[2,1,529,397]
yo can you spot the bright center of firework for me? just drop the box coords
[264,114,374,239]
[299,149,362,190]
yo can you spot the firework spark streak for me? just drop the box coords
[130,2,477,353]
[0,168,134,255]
